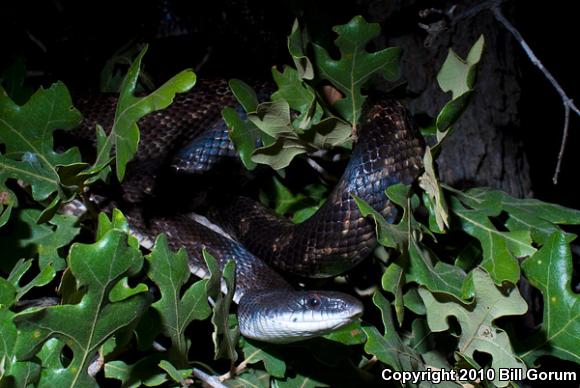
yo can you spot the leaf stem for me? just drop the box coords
[489,4,579,184]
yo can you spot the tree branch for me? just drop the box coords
[449,0,579,184]
[192,368,229,388]
[489,3,579,184]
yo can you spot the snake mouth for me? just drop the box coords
[351,309,364,321]
[238,290,364,343]
[284,306,363,327]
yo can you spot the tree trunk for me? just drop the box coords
[363,0,532,197]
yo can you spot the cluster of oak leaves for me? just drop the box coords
[0,16,578,388]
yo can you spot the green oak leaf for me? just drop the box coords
[105,355,167,388]
[407,234,466,299]
[312,15,401,125]
[224,79,262,170]
[362,292,425,373]
[241,340,286,378]
[222,106,259,170]
[444,185,504,215]
[419,146,449,232]
[0,208,79,272]
[227,369,271,388]
[505,208,578,247]
[403,289,426,316]
[519,232,580,364]
[158,360,191,386]
[228,79,259,112]
[248,100,294,138]
[381,262,405,325]
[435,90,474,134]
[268,176,311,215]
[302,117,352,149]
[7,258,56,303]
[452,187,580,245]
[355,183,434,323]
[273,373,328,388]
[0,312,18,381]
[0,309,41,388]
[203,250,239,362]
[356,183,464,301]
[271,66,322,130]
[109,276,149,303]
[351,191,408,250]
[91,45,196,181]
[245,101,313,169]
[450,197,535,285]
[323,320,366,345]
[287,19,314,80]
[96,212,141,315]
[251,135,310,170]
[503,198,580,245]
[247,115,350,170]
[225,44,353,171]
[96,208,138,249]
[0,277,16,307]
[146,234,211,366]
[419,268,527,387]
[36,338,67,371]
[95,211,148,347]
[260,176,326,223]
[0,82,83,221]
[437,35,484,99]
[432,35,484,152]
[407,320,439,365]
[13,229,149,388]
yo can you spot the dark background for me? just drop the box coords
[0,0,578,383]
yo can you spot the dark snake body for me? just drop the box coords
[73,79,425,342]
[218,100,424,278]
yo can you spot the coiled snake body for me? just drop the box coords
[75,79,425,343]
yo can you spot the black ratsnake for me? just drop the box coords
[73,79,425,343]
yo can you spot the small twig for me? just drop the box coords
[192,368,228,388]
[490,4,580,184]
[449,1,579,184]
[452,0,503,25]
[26,30,47,53]
[88,355,104,377]
[218,356,252,382]
[305,156,338,183]
[195,46,213,73]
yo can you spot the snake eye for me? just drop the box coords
[306,295,321,309]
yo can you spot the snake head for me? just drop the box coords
[238,290,363,344]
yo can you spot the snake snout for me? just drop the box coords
[238,290,363,344]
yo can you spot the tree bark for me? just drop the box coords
[363,0,532,197]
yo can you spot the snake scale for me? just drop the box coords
[73,79,425,343]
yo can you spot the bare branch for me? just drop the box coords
[449,0,579,184]
[554,105,571,184]
[192,368,229,388]
[490,4,579,183]
[218,357,251,382]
